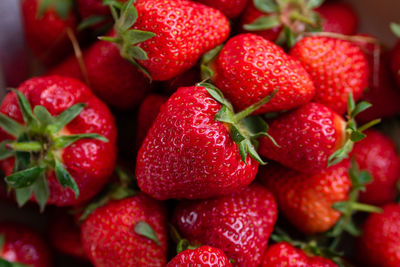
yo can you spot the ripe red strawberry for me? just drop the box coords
[0,222,51,267]
[0,75,117,208]
[48,209,86,260]
[391,40,400,87]
[258,160,351,234]
[262,242,337,267]
[357,203,400,267]
[290,36,369,114]
[210,33,315,114]
[173,183,278,267]
[136,94,168,150]
[195,0,248,18]
[49,38,151,110]
[167,246,232,267]
[259,103,346,173]
[350,130,400,205]
[316,2,358,35]
[81,193,167,266]
[21,0,77,66]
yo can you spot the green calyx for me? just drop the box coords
[0,258,30,267]
[391,22,400,38]
[328,92,381,167]
[0,90,108,211]
[134,221,161,246]
[198,82,279,165]
[100,0,155,80]
[37,0,74,20]
[169,224,200,254]
[245,0,324,47]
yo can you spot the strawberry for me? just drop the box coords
[167,246,232,267]
[80,193,167,266]
[290,36,369,115]
[208,33,315,114]
[262,242,337,267]
[315,2,358,35]
[390,39,400,87]
[49,37,151,110]
[0,222,51,267]
[195,0,248,18]
[350,130,400,205]
[357,203,400,267]
[48,209,86,260]
[103,0,230,81]
[21,0,77,66]
[136,83,277,200]
[172,183,278,266]
[136,94,168,150]
[0,75,117,209]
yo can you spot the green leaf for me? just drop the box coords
[12,90,36,126]
[0,140,15,160]
[0,234,4,250]
[247,140,266,165]
[350,131,366,142]
[343,221,361,236]
[134,221,161,245]
[358,170,372,185]
[215,106,235,124]
[128,46,149,60]
[391,23,400,38]
[15,187,33,208]
[13,135,30,172]
[201,45,223,64]
[200,64,214,80]
[55,159,80,198]
[79,196,109,222]
[98,36,120,43]
[230,126,246,144]
[238,141,248,164]
[0,113,25,138]
[54,0,74,20]
[78,15,108,31]
[109,186,137,200]
[0,258,31,267]
[203,83,230,107]
[123,30,156,45]
[347,91,355,114]
[37,0,52,18]
[351,101,372,118]
[33,106,54,128]
[243,15,281,31]
[49,103,86,133]
[118,0,138,32]
[241,116,268,137]
[54,133,108,149]
[307,0,325,9]
[332,201,348,213]
[32,173,50,212]
[253,0,279,13]
[285,26,296,48]
[6,167,44,188]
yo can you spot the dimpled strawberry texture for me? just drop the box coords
[290,37,369,115]
[0,76,117,206]
[213,34,315,114]
[0,223,51,267]
[258,161,351,234]
[81,194,167,267]
[351,130,400,205]
[195,0,248,18]
[167,246,232,267]
[134,0,230,81]
[173,184,278,267]
[259,103,345,174]
[136,86,258,200]
[357,204,400,267]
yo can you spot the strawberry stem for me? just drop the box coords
[349,202,382,213]
[6,141,42,152]
[234,90,278,122]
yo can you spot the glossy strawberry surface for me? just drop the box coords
[258,160,351,234]
[290,36,369,114]
[259,103,345,174]
[212,34,315,114]
[196,0,248,18]
[167,246,232,267]
[0,222,51,267]
[173,183,278,267]
[136,86,258,200]
[81,193,167,267]
[0,75,117,206]
[316,2,358,35]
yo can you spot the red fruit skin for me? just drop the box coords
[213,34,315,114]
[136,86,258,200]
[240,2,282,42]
[195,0,248,18]
[76,0,110,19]
[0,223,51,267]
[134,0,230,81]
[49,39,151,110]
[258,160,351,234]
[167,246,232,267]
[350,130,400,205]
[173,184,278,267]
[316,2,358,35]
[259,103,346,174]
[290,36,369,115]
[0,75,117,206]
[48,209,86,260]
[21,0,77,66]
[81,194,167,267]
[262,242,337,267]
[391,41,400,87]
[357,203,400,267]
[136,94,168,150]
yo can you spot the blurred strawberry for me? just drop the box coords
[316,2,358,35]
[195,0,248,18]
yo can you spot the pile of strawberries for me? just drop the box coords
[1,0,400,266]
